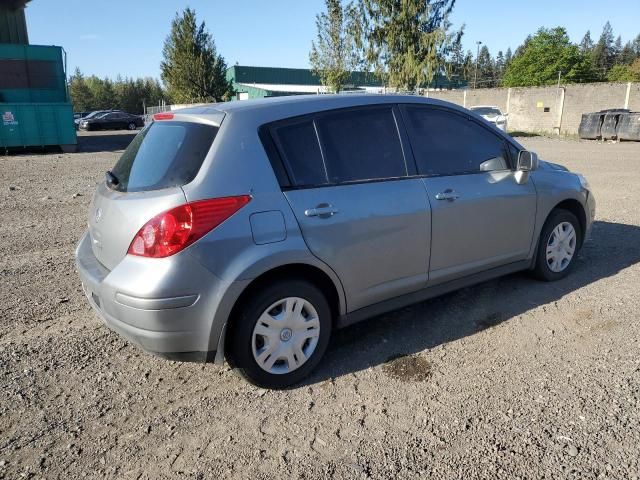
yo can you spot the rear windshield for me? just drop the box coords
[109,121,217,192]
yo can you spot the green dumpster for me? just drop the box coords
[0,44,77,151]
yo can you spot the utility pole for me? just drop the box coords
[474,41,482,89]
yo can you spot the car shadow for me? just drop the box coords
[306,220,640,385]
[77,132,137,153]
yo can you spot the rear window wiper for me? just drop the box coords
[105,171,120,188]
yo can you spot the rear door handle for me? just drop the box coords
[304,203,339,218]
[435,189,459,201]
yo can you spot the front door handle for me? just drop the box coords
[304,203,339,218]
[435,189,459,201]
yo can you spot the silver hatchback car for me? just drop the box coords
[76,95,595,388]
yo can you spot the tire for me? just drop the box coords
[228,279,332,389]
[127,122,136,130]
[532,209,582,281]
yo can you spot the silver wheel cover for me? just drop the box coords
[251,297,320,375]
[546,221,576,273]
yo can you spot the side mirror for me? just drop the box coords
[517,150,539,172]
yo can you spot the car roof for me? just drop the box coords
[175,93,468,118]
[469,105,500,109]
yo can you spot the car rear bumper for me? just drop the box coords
[75,231,242,360]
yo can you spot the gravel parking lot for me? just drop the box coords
[1,131,639,479]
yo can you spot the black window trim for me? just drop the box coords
[261,104,414,190]
[259,102,526,190]
[398,103,522,179]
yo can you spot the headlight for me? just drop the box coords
[577,174,590,191]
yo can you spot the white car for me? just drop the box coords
[469,106,508,132]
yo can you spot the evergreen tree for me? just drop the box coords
[443,28,466,87]
[462,50,474,84]
[68,68,93,111]
[504,47,513,68]
[591,21,615,77]
[160,8,234,103]
[476,45,494,88]
[618,41,637,65]
[633,34,640,57]
[309,0,362,93]
[612,35,623,64]
[356,0,458,90]
[495,50,505,84]
[579,31,594,54]
[85,77,117,110]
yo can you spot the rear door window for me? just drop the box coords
[402,105,510,176]
[271,120,328,187]
[110,121,217,192]
[316,106,407,183]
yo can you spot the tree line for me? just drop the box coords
[69,4,640,113]
[68,70,166,114]
[310,0,640,91]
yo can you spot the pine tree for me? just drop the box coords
[579,31,594,54]
[462,50,474,84]
[495,50,505,84]
[612,35,623,64]
[504,47,513,68]
[443,29,465,88]
[619,41,636,65]
[309,0,362,93]
[356,0,457,90]
[68,68,94,111]
[633,34,640,57]
[160,8,234,103]
[476,45,494,88]
[591,21,615,78]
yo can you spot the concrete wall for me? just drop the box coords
[427,82,639,135]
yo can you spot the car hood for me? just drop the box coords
[538,160,569,172]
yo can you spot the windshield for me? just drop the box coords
[85,111,105,119]
[471,107,502,116]
[109,121,218,192]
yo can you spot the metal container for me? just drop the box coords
[1,103,77,151]
[0,44,77,151]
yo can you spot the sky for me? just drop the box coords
[25,0,640,80]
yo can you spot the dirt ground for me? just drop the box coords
[1,131,639,479]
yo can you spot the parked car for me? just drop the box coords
[79,111,144,131]
[74,110,111,129]
[74,111,91,121]
[76,95,595,389]
[469,105,509,132]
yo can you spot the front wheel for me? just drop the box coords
[228,279,332,389]
[532,209,582,281]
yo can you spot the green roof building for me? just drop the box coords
[226,65,466,100]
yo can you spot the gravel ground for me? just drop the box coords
[1,132,639,479]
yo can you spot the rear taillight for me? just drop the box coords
[128,196,251,258]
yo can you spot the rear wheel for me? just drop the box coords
[533,209,582,281]
[228,279,331,389]
[127,122,136,130]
